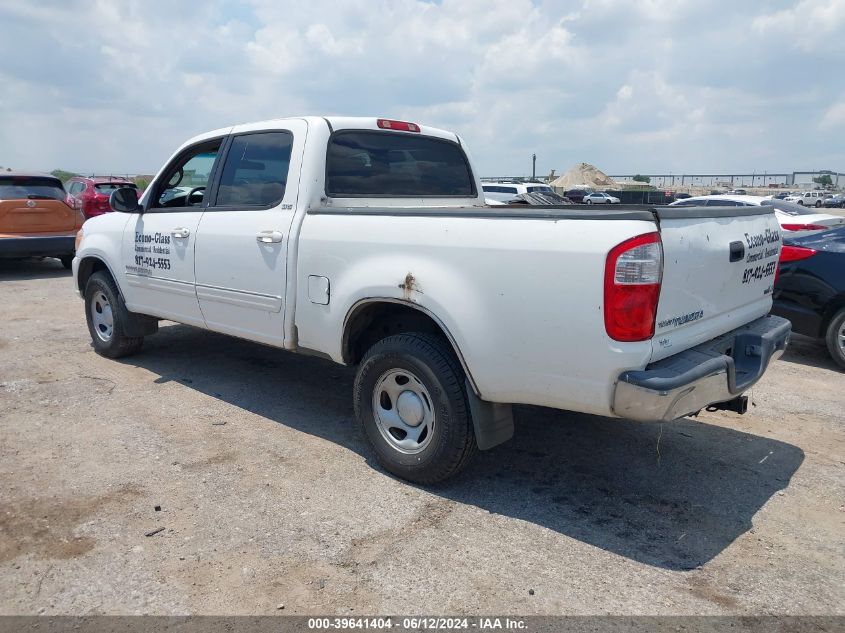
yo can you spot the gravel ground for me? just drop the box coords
[0,258,842,616]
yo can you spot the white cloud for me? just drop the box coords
[0,0,842,176]
[753,0,845,45]
[821,98,845,128]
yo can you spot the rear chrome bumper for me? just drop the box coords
[612,315,791,422]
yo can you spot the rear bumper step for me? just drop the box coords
[612,315,791,422]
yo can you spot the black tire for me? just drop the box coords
[60,255,73,270]
[84,271,144,358]
[354,332,477,484]
[824,308,845,370]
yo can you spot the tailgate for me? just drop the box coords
[0,199,78,234]
[651,205,781,362]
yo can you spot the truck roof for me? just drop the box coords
[179,116,460,151]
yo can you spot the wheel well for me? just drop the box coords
[76,257,112,294]
[821,295,845,335]
[343,301,456,366]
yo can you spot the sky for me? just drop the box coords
[1,0,843,178]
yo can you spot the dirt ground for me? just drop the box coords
[0,258,842,616]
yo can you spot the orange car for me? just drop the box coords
[0,172,85,269]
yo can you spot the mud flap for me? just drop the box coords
[123,311,159,337]
[466,382,514,450]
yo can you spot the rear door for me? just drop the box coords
[651,205,782,361]
[0,176,77,236]
[120,138,224,326]
[193,121,306,346]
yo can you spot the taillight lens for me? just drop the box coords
[604,232,663,342]
[377,119,420,132]
[776,244,817,281]
[781,223,828,232]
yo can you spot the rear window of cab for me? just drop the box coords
[95,183,137,194]
[0,176,66,201]
[326,131,476,197]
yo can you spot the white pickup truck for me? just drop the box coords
[73,116,790,483]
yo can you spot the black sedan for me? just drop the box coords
[772,226,845,369]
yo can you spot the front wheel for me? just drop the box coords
[85,271,144,358]
[353,332,477,484]
[825,308,845,370]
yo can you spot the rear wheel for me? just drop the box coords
[85,271,144,358]
[353,332,477,484]
[824,308,845,370]
[60,255,73,270]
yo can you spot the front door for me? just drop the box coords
[120,138,223,326]
[194,121,306,347]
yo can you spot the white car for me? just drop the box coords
[583,192,620,204]
[73,116,789,483]
[669,195,845,238]
[784,191,829,207]
[481,181,553,203]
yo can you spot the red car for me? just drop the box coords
[66,176,139,219]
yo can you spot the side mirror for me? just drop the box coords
[110,187,140,213]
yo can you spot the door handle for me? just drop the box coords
[171,228,190,239]
[256,230,284,244]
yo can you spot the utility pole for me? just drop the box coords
[532,154,536,180]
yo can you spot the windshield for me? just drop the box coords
[0,176,66,201]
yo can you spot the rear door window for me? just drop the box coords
[214,131,293,207]
[326,131,475,197]
[0,176,66,201]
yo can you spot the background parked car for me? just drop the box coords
[668,194,845,238]
[582,192,619,204]
[822,193,845,208]
[67,176,139,219]
[772,226,845,369]
[0,172,83,268]
[784,191,829,207]
[481,181,554,203]
[563,188,590,203]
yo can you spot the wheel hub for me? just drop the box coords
[396,390,424,427]
[91,291,114,342]
[372,368,435,454]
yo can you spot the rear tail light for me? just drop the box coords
[781,223,828,232]
[776,244,817,281]
[604,232,663,342]
[377,119,420,132]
